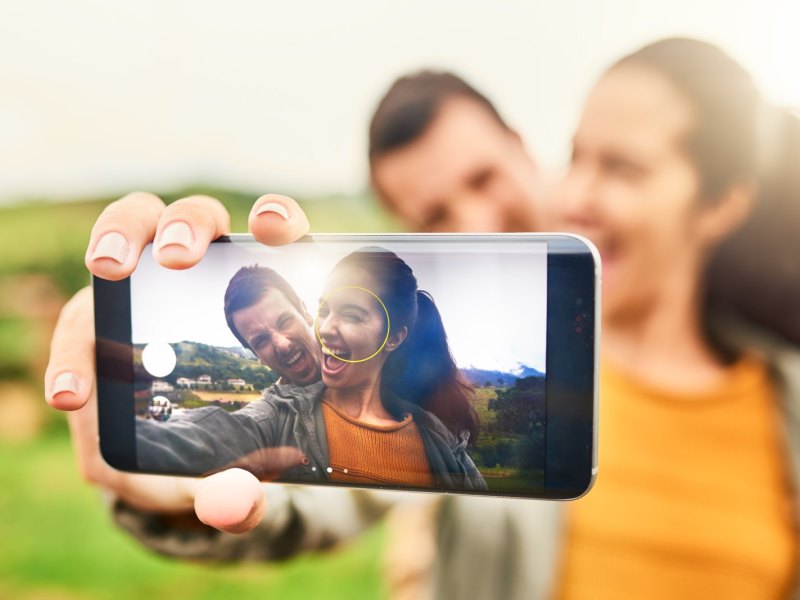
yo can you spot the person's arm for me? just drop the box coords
[134,397,302,478]
[112,485,407,561]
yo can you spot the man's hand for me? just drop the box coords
[44,192,310,534]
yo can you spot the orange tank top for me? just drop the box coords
[556,355,797,600]
[321,400,435,487]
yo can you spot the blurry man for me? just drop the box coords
[368,71,544,232]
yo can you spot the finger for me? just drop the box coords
[152,195,231,269]
[249,194,310,246]
[45,287,95,411]
[85,191,165,281]
[193,469,267,534]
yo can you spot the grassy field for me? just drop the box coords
[192,389,263,403]
[471,386,497,422]
[0,430,387,600]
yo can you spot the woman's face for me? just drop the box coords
[316,266,394,390]
[552,65,713,323]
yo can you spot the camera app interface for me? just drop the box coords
[130,239,548,495]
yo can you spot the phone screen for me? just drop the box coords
[96,234,598,499]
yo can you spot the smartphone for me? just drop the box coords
[94,233,599,500]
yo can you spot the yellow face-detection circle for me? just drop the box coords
[315,285,391,364]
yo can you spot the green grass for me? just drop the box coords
[471,386,498,425]
[0,319,38,373]
[0,427,387,600]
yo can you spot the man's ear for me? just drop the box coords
[384,326,408,352]
[697,180,757,247]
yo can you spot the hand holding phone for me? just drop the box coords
[45,192,311,533]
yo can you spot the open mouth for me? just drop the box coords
[284,348,303,367]
[322,345,351,375]
[280,347,309,374]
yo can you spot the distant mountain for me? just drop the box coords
[219,345,257,360]
[511,364,545,379]
[460,364,544,387]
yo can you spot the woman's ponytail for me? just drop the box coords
[705,106,800,345]
[382,290,480,443]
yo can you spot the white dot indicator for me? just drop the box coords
[141,342,177,378]
[326,467,333,474]
[343,468,348,474]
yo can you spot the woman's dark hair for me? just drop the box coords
[224,265,305,351]
[333,247,480,443]
[614,37,800,345]
[369,70,507,165]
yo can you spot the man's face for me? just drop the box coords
[232,288,321,386]
[371,97,542,232]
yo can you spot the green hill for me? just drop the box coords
[134,341,278,390]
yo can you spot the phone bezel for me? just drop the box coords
[94,233,599,500]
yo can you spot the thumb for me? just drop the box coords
[248,194,310,246]
[193,468,267,534]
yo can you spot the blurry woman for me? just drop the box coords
[544,38,800,599]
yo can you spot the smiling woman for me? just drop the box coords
[311,246,486,487]
[321,248,481,441]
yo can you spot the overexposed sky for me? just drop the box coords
[1,0,798,203]
[130,239,548,372]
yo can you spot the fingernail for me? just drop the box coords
[158,221,194,251]
[255,202,289,221]
[91,232,128,264]
[52,372,79,397]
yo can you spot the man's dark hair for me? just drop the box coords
[368,70,508,165]
[224,265,305,351]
